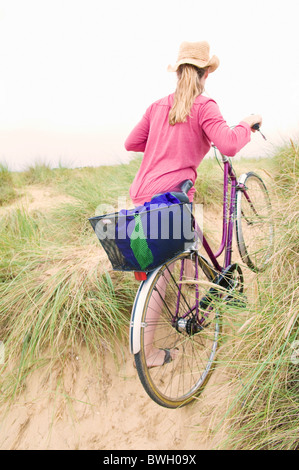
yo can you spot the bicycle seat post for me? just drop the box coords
[180,179,193,197]
[220,153,229,163]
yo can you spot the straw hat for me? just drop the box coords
[167,41,219,73]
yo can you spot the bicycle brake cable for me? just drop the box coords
[213,145,224,171]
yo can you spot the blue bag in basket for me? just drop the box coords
[115,193,194,271]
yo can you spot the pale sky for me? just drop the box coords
[0,0,298,170]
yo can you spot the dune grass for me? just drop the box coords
[0,159,141,404]
[213,142,299,450]
[0,164,18,206]
[0,148,297,450]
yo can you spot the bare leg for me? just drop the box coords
[143,264,178,367]
[184,258,195,279]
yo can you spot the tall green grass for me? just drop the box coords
[0,164,17,206]
[0,159,141,404]
[216,142,299,450]
[23,162,56,185]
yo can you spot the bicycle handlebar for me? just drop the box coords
[252,123,267,140]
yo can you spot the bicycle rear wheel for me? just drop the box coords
[236,172,274,272]
[134,252,220,408]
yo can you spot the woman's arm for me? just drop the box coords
[200,100,253,156]
[124,106,151,152]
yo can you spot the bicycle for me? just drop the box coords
[89,125,274,408]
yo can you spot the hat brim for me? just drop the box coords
[167,55,219,73]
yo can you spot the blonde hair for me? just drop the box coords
[169,64,207,126]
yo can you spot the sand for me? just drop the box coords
[0,344,235,450]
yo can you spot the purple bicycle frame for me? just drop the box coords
[174,155,237,322]
[195,156,237,273]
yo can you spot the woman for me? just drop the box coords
[125,40,262,206]
[125,41,262,368]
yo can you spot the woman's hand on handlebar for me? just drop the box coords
[242,114,263,132]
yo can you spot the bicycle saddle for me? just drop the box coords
[152,179,193,203]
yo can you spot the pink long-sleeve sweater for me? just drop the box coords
[125,93,251,205]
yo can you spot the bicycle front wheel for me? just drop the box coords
[236,172,274,272]
[134,252,220,408]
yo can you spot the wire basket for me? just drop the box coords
[89,202,194,272]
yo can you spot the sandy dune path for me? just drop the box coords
[0,344,234,450]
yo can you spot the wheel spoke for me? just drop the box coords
[134,252,220,408]
[236,173,274,272]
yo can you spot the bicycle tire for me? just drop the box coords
[134,251,221,408]
[235,172,274,272]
